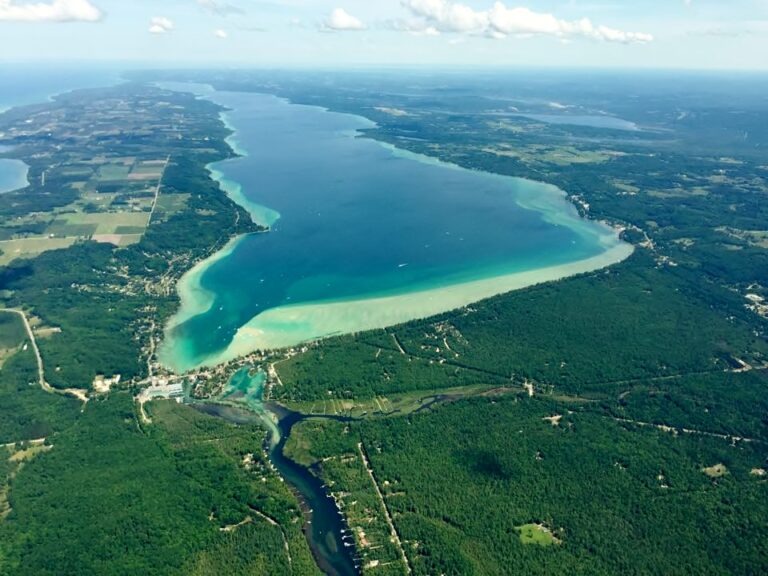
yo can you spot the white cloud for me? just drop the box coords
[149,16,174,34]
[214,28,228,39]
[400,0,653,44]
[324,8,365,31]
[404,0,488,33]
[0,0,102,22]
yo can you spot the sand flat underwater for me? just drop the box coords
[159,86,633,372]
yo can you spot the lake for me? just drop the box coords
[159,85,632,372]
[512,113,639,131]
[0,158,29,194]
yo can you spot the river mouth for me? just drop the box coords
[193,368,359,576]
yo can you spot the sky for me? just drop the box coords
[0,0,767,69]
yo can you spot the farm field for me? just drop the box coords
[0,153,168,263]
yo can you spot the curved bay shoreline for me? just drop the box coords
[159,86,634,373]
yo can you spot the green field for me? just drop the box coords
[0,237,78,266]
[129,164,164,178]
[152,193,190,222]
[45,219,98,237]
[0,211,151,263]
[516,524,560,546]
[57,211,149,234]
[96,164,131,181]
[282,383,514,419]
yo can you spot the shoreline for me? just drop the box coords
[0,71,124,117]
[160,234,247,333]
[159,84,634,373]
[0,158,30,194]
[157,103,279,369]
[193,242,634,369]
[212,107,281,227]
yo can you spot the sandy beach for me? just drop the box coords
[190,241,633,368]
[157,84,635,373]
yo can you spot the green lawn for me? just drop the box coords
[516,524,559,546]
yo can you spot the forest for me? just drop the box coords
[0,70,766,575]
[287,395,768,575]
[0,394,321,576]
[275,252,767,420]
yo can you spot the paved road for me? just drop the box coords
[1,308,49,392]
[1,308,88,403]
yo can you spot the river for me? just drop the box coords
[194,368,359,576]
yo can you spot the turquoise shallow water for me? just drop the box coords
[160,87,628,371]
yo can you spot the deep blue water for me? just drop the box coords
[165,89,619,368]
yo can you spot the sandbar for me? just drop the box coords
[189,241,633,368]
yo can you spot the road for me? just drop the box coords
[2,308,48,392]
[1,308,88,403]
[358,442,412,575]
[147,155,171,225]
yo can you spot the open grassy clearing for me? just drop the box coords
[8,442,51,464]
[1,440,51,519]
[153,192,190,221]
[0,237,77,265]
[52,211,150,234]
[717,227,768,249]
[44,220,97,237]
[481,143,618,166]
[647,188,711,199]
[516,524,561,546]
[0,311,27,367]
[702,463,729,478]
[128,162,164,179]
[280,383,511,418]
[96,163,131,181]
[92,233,143,246]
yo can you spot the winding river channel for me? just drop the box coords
[194,368,359,576]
